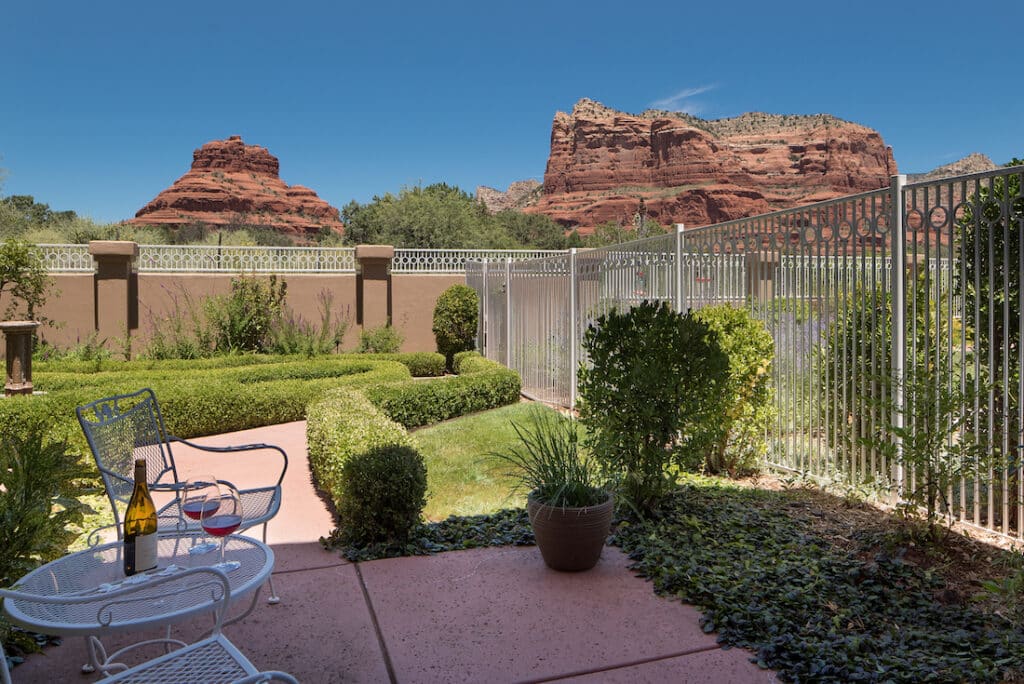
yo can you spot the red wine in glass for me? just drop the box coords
[182,499,220,520]
[183,476,220,554]
[201,484,242,572]
[202,514,242,537]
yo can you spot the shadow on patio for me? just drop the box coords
[11,422,776,684]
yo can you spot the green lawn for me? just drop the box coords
[415,402,560,520]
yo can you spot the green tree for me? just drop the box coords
[493,210,568,249]
[957,159,1024,391]
[342,183,514,248]
[432,284,479,370]
[0,238,51,320]
[583,220,667,247]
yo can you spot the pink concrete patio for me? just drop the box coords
[11,422,777,683]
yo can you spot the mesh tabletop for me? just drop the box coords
[3,533,273,636]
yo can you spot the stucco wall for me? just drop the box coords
[18,269,461,357]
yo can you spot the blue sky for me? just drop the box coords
[2,0,1021,223]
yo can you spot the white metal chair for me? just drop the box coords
[76,388,287,603]
[0,567,297,683]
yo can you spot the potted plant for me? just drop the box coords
[492,408,612,571]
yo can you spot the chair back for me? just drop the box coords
[76,388,177,534]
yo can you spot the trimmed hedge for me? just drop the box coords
[35,351,445,378]
[341,352,445,378]
[306,387,414,508]
[4,358,414,463]
[453,350,489,374]
[364,353,521,428]
[335,444,427,545]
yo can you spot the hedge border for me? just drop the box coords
[364,353,521,428]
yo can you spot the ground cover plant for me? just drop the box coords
[612,477,1024,683]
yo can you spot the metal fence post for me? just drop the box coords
[480,261,489,357]
[569,248,578,409]
[674,223,686,312]
[505,257,512,369]
[890,174,907,497]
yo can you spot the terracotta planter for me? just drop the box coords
[527,491,613,572]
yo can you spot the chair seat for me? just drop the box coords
[158,486,281,534]
[100,634,258,683]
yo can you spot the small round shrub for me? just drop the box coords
[432,284,479,370]
[693,304,775,476]
[337,444,427,545]
[357,325,404,353]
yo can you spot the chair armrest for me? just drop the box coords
[167,436,288,488]
[86,522,121,547]
[150,481,186,493]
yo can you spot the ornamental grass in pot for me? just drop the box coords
[492,408,612,571]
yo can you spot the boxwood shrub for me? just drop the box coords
[364,353,521,428]
[4,358,414,465]
[342,352,445,377]
[335,444,427,545]
[306,387,414,508]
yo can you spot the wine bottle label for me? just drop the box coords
[128,532,158,574]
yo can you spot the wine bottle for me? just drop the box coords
[124,458,158,576]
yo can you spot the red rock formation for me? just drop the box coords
[526,99,898,232]
[129,136,343,240]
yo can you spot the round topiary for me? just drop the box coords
[432,284,479,371]
[337,444,427,545]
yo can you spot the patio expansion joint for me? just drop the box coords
[354,560,398,684]
[516,643,726,684]
[271,561,350,575]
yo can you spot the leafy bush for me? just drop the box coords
[206,275,287,353]
[432,284,478,370]
[693,305,775,475]
[267,291,349,357]
[817,275,960,464]
[364,354,520,428]
[335,444,427,545]
[142,285,216,360]
[0,428,91,587]
[577,301,729,515]
[305,387,414,507]
[0,237,51,321]
[490,408,604,508]
[357,324,404,353]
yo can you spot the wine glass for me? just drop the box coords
[201,483,243,572]
[182,476,220,555]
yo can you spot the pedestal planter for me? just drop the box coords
[1,321,39,396]
[527,491,613,572]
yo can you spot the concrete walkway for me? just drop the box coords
[12,422,777,683]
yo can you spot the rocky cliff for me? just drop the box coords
[476,180,542,213]
[129,136,343,239]
[907,152,996,184]
[526,99,898,231]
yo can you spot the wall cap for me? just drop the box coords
[355,245,395,260]
[89,241,140,258]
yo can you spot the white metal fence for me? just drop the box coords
[36,245,559,274]
[470,166,1024,540]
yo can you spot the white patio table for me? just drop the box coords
[2,531,274,675]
